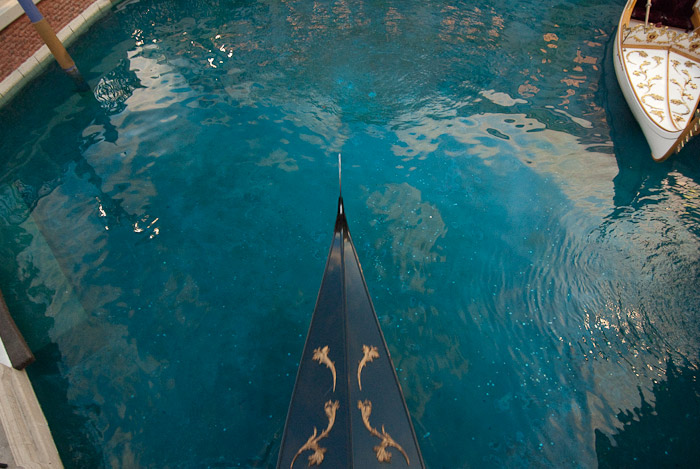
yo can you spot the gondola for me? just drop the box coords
[614,0,700,161]
[277,157,425,468]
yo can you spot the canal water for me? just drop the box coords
[0,0,698,467]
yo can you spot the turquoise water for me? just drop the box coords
[1,0,699,467]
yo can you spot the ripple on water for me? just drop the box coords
[0,0,699,467]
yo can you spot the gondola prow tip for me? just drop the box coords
[338,153,342,196]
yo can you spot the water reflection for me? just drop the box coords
[1,0,699,467]
[93,59,142,115]
[595,359,700,467]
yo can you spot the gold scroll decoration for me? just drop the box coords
[357,400,410,465]
[622,23,700,58]
[669,59,700,125]
[357,345,379,391]
[625,50,666,123]
[291,400,340,468]
[355,345,410,464]
[313,346,336,392]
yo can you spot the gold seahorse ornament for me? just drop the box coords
[291,400,340,468]
[357,345,379,391]
[357,400,410,465]
[312,346,336,392]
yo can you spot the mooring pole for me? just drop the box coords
[644,0,652,30]
[17,0,89,91]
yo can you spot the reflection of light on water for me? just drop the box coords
[390,111,617,220]
[479,89,527,106]
[97,201,107,218]
[593,169,700,371]
[438,4,504,44]
[97,198,109,231]
[4,0,699,466]
[662,172,700,234]
[132,28,144,46]
[133,215,160,239]
[379,101,695,463]
[545,105,593,129]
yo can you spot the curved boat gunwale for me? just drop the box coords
[614,0,700,161]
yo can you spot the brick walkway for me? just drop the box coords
[0,0,97,82]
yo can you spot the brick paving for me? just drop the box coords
[0,0,97,82]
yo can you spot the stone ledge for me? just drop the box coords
[0,365,63,468]
[0,0,115,107]
[0,0,41,32]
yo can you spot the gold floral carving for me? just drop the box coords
[626,50,667,123]
[313,346,336,392]
[621,22,700,132]
[669,60,700,124]
[622,24,700,59]
[357,345,379,391]
[291,400,340,468]
[672,109,700,154]
[357,400,410,465]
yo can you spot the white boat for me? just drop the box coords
[614,0,700,161]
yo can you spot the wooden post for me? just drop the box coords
[17,0,89,91]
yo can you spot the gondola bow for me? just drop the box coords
[277,188,424,468]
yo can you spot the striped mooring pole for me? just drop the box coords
[17,0,89,91]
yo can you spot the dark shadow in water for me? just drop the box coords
[599,27,666,209]
[27,342,103,467]
[595,358,700,468]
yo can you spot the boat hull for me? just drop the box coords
[613,0,700,161]
[277,196,425,469]
[613,36,682,160]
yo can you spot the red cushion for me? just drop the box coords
[631,0,695,30]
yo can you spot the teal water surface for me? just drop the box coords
[1,0,699,467]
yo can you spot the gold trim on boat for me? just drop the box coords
[291,400,340,468]
[622,23,700,60]
[357,345,379,391]
[622,45,700,132]
[312,346,337,392]
[357,399,410,465]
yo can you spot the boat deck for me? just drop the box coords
[619,19,700,133]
